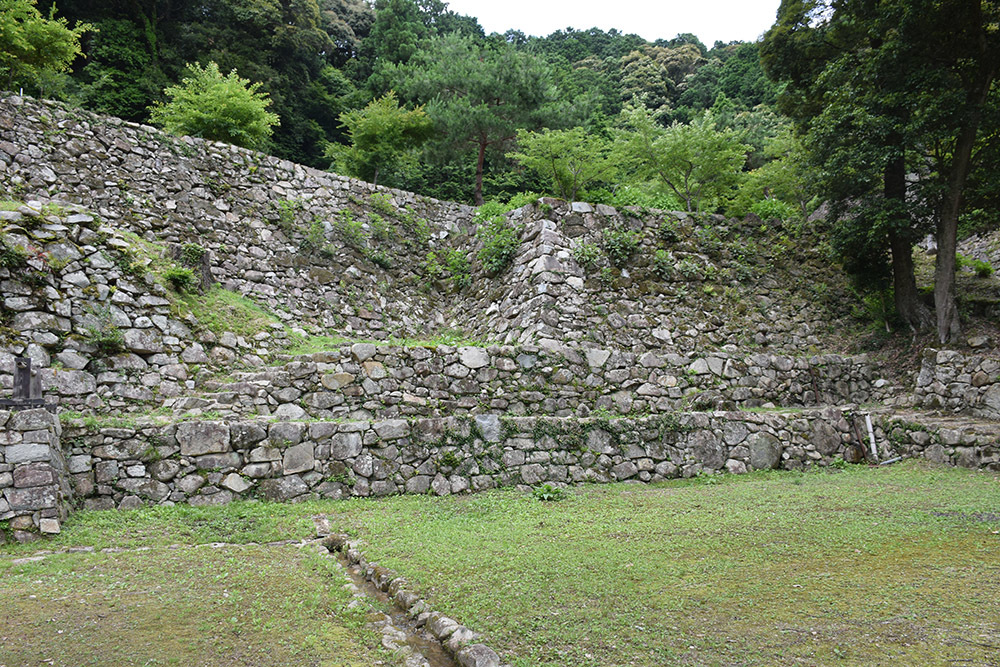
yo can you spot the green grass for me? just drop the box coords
[2,462,997,666]
[0,505,388,666]
[175,286,283,340]
[333,461,1000,667]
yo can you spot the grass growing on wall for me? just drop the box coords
[174,286,282,340]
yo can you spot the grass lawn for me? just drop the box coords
[2,461,998,666]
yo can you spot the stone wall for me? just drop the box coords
[59,408,997,512]
[0,408,71,540]
[914,348,1000,419]
[176,343,883,420]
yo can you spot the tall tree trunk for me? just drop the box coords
[934,120,978,344]
[474,140,486,206]
[934,63,996,344]
[885,153,932,331]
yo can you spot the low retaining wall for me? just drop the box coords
[60,409,997,512]
[3,408,996,539]
[178,343,884,420]
[0,409,72,541]
[914,348,1000,419]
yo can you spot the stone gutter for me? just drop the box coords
[323,533,504,667]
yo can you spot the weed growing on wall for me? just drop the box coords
[572,241,601,271]
[602,227,641,267]
[475,201,523,276]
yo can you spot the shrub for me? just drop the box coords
[148,61,279,150]
[602,227,641,267]
[651,249,673,279]
[180,242,206,266]
[956,253,994,278]
[750,198,799,224]
[572,242,602,270]
[368,192,397,216]
[334,209,367,250]
[476,203,522,276]
[163,265,196,292]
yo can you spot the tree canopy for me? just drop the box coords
[148,61,279,150]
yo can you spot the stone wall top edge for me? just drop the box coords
[1,94,472,216]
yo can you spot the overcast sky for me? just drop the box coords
[445,0,783,47]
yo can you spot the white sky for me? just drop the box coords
[445,0,783,47]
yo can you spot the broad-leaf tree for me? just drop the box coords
[507,127,617,202]
[763,0,999,340]
[0,0,89,92]
[149,61,279,150]
[616,106,749,213]
[328,90,433,186]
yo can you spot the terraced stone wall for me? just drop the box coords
[914,348,1000,419]
[58,409,997,512]
[179,343,885,420]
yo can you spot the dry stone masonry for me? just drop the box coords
[0,93,997,544]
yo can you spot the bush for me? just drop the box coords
[750,198,799,224]
[572,242,601,270]
[476,203,522,276]
[956,253,994,278]
[163,265,196,292]
[651,249,673,279]
[148,62,279,150]
[602,227,641,267]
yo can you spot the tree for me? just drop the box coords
[616,106,749,213]
[148,61,279,150]
[390,34,558,204]
[507,127,617,202]
[0,0,89,92]
[328,90,433,186]
[763,0,1000,341]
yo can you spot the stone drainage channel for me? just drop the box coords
[315,516,504,667]
[3,519,503,667]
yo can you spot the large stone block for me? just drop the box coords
[5,485,58,510]
[330,432,362,459]
[283,442,315,475]
[5,443,52,465]
[176,421,230,456]
[690,430,725,469]
[748,432,782,470]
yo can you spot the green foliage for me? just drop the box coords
[443,248,470,290]
[180,243,206,267]
[368,192,397,217]
[0,0,90,92]
[83,306,124,356]
[615,106,750,213]
[270,199,302,234]
[651,248,673,279]
[333,209,367,250]
[389,33,558,204]
[602,227,642,267]
[328,91,432,187]
[750,198,799,224]
[475,203,523,276]
[572,242,601,271]
[507,127,617,202]
[0,237,29,269]
[505,192,542,210]
[956,253,994,278]
[532,483,567,502]
[163,265,196,292]
[148,62,279,150]
[658,219,681,243]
